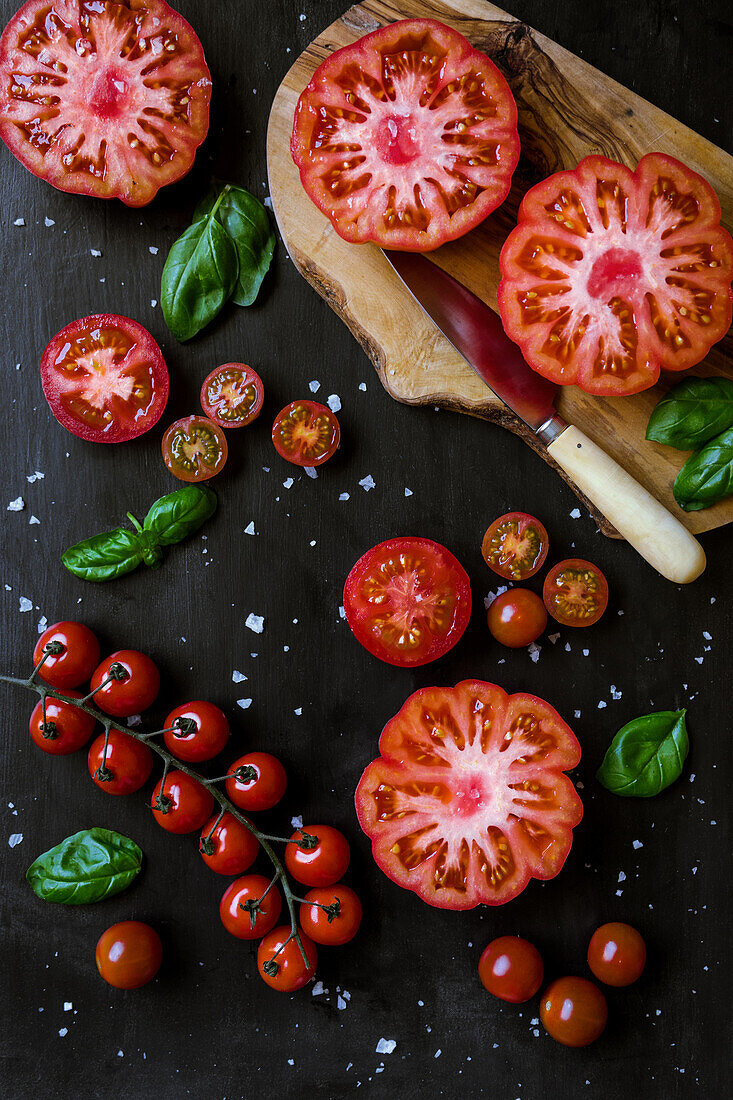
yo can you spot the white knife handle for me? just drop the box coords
[546,424,706,584]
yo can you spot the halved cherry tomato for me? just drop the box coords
[478,936,544,1003]
[299,885,363,946]
[540,977,608,1047]
[258,926,317,992]
[291,18,520,251]
[199,812,259,876]
[151,771,214,834]
[543,559,608,627]
[162,415,228,482]
[481,513,549,581]
[30,691,96,755]
[201,364,264,429]
[33,621,100,689]
[284,826,350,888]
[40,315,169,443]
[88,729,153,796]
[220,874,282,940]
[271,400,340,467]
[487,588,547,648]
[90,651,160,717]
[163,701,230,763]
[587,922,646,987]
[0,0,211,207]
[95,922,162,990]
[225,752,287,812]
[343,537,472,667]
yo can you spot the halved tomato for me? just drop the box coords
[356,680,583,909]
[343,537,471,667]
[498,154,733,396]
[271,400,340,467]
[481,512,548,580]
[40,314,169,442]
[162,415,227,482]
[0,0,211,206]
[200,364,264,429]
[543,559,608,627]
[291,18,520,251]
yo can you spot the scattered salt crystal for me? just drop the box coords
[294,707,302,716]
[359,382,367,391]
[548,633,560,644]
[26,471,45,483]
[694,657,703,664]
[245,613,264,633]
[304,467,318,479]
[237,699,252,710]
[29,515,40,525]
[283,477,294,489]
[404,488,413,497]
[126,715,142,727]
[610,685,622,700]
[598,700,607,709]
[148,246,158,255]
[574,709,581,718]
[312,982,326,996]
[570,508,581,518]
[8,833,23,847]
[309,540,316,547]
[327,394,341,412]
[359,475,375,491]
[58,1028,68,1038]
[528,643,541,663]
[90,248,101,257]
[582,648,590,656]
[244,521,256,535]
[632,840,643,850]
[339,492,350,501]
[19,597,32,613]
[291,815,303,829]
[376,1038,396,1055]
[434,1049,442,1058]
[287,1058,294,1065]
[308,380,320,393]
[484,587,508,609]
[232,670,247,683]
[264,196,273,210]
[300,12,306,20]
[45,217,55,227]
[13,217,25,226]
[337,995,347,1010]
[618,871,626,882]
[7,497,24,511]
[63,1002,72,1011]
[339,606,346,619]
[37,616,48,633]
[151,299,158,308]
[703,630,712,640]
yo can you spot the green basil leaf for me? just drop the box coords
[673,426,733,512]
[161,215,238,341]
[143,485,217,546]
[26,829,143,905]
[62,527,143,582]
[202,182,276,307]
[596,710,689,797]
[646,377,733,450]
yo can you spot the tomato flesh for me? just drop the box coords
[540,977,608,1047]
[201,364,264,429]
[498,154,733,395]
[162,415,228,482]
[271,400,340,467]
[356,680,583,909]
[478,936,544,1003]
[482,512,549,581]
[0,0,211,206]
[587,922,646,987]
[291,18,519,251]
[543,559,608,627]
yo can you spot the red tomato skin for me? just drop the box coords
[151,771,215,834]
[199,813,259,875]
[487,588,547,648]
[163,701,230,763]
[225,752,288,812]
[478,936,544,1003]
[30,692,96,755]
[33,622,100,689]
[219,874,283,940]
[88,730,154,796]
[271,400,340,467]
[285,826,351,888]
[299,885,363,946]
[587,922,647,987]
[481,512,549,581]
[200,364,264,429]
[540,977,608,1047]
[95,922,162,989]
[162,415,228,483]
[543,559,609,628]
[90,651,160,717]
[257,926,318,992]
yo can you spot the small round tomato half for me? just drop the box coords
[543,559,608,628]
[498,153,733,396]
[271,401,340,467]
[291,18,520,251]
[162,415,228,482]
[344,537,472,667]
[30,692,96,755]
[481,512,549,581]
[201,364,264,429]
[356,680,583,909]
[0,0,211,207]
[40,315,169,443]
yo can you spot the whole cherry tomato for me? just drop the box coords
[95,921,162,990]
[225,752,287,812]
[33,622,100,690]
[90,651,160,717]
[284,825,350,888]
[257,926,318,992]
[487,588,547,648]
[587,922,647,987]
[299,885,363,946]
[88,730,153,795]
[219,874,283,940]
[478,936,544,1003]
[151,771,214,834]
[199,812,259,875]
[540,976,608,1047]
[30,692,96,755]
[163,701,230,763]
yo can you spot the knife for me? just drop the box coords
[383,250,706,584]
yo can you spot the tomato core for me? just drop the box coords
[587,248,644,299]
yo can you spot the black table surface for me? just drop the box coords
[1,1,731,1097]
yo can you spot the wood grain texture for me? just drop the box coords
[266,0,733,537]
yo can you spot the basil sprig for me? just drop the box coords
[646,376,733,450]
[596,710,689,797]
[26,829,143,904]
[62,485,217,582]
[673,427,733,512]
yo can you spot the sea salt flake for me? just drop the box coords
[339,605,346,619]
[484,586,508,609]
[598,700,607,709]
[703,630,712,640]
[528,642,541,663]
[13,217,25,226]
[19,597,33,613]
[58,1028,68,1038]
[37,616,48,633]
[376,1038,396,1055]
[359,474,375,492]
[237,698,253,710]
[339,492,350,501]
[7,497,24,511]
[245,613,264,633]
[632,840,643,850]
[337,995,347,1010]
[574,709,581,718]
[29,515,40,525]
[582,648,590,657]
[308,380,320,393]
[244,521,256,535]
[434,1049,442,1058]
[694,657,703,664]
[294,707,302,716]
[8,833,23,847]
[232,670,247,683]
[359,382,367,391]
[149,246,159,255]
[404,488,413,497]
[610,685,622,700]
[570,508,581,518]
[283,477,294,489]
[327,394,341,412]
[90,248,102,257]
[548,633,560,644]
[126,714,142,727]
[45,217,55,227]
[291,815,303,828]
[63,1002,72,1011]
[26,471,45,483]
[618,871,626,882]
[304,467,318,479]
[312,981,326,996]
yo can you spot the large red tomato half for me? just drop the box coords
[356,680,582,909]
[0,0,211,206]
[498,154,733,396]
[291,18,520,251]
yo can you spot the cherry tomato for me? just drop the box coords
[151,771,215,834]
[163,701,230,763]
[33,622,100,689]
[219,874,283,940]
[90,651,160,718]
[162,415,228,482]
[88,730,153,796]
[272,400,340,467]
[478,936,544,1003]
[257,926,317,992]
[587,922,647,987]
[201,364,264,428]
[299,885,363,946]
[95,922,162,990]
[487,588,547,648]
[199,812,259,875]
[30,692,96,755]
[225,752,287,812]
[543,559,609,628]
[481,513,549,581]
[284,825,350,888]
[540,977,608,1047]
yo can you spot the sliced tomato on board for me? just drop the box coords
[344,537,472,667]
[356,680,583,909]
[543,559,608,627]
[498,154,733,396]
[291,18,520,251]
[0,0,211,206]
[162,415,228,482]
[271,400,340,467]
[40,314,169,443]
[481,512,549,581]
[200,364,264,429]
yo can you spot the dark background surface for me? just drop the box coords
[0,1,731,1097]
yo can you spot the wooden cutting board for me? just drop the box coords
[266,0,733,537]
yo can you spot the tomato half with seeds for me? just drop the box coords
[0,0,211,206]
[498,154,733,396]
[481,512,548,581]
[356,680,583,909]
[271,400,340,467]
[543,559,608,628]
[344,537,471,667]
[291,18,519,251]
[200,364,264,429]
[162,415,228,482]
[40,315,169,443]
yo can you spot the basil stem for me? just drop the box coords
[673,426,733,512]
[646,376,733,450]
[26,829,143,905]
[596,710,689,797]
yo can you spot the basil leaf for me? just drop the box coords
[196,182,275,307]
[62,527,143,582]
[144,485,217,546]
[161,215,238,341]
[26,829,143,905]
[673,426,733,512]
[646,377,733,450]
[596,710,689,797]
